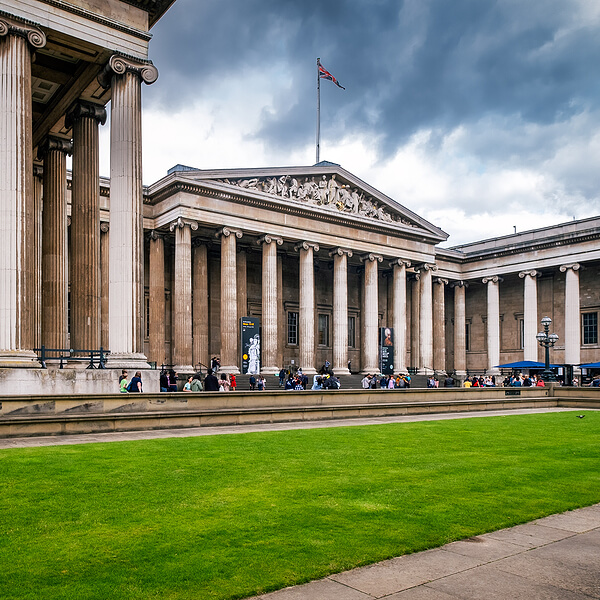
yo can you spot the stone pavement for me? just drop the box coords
[252,504,600,600]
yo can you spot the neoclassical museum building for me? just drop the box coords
[1,0,599,392]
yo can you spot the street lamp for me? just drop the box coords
[536,316,559,382]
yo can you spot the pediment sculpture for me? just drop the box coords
[215,174,415,227]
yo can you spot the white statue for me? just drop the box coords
[247,335,260,374]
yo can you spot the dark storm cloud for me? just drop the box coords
[148,0,600,160]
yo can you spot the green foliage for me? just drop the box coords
[1,412,599,599]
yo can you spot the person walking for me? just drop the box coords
[128,371,143,392]
[119,370,128,393]
[204,369,220,392]
[229,373,237,391]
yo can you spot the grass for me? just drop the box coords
[1,411,599,599]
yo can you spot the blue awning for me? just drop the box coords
[580,362,600,368]
[494,360,560,369]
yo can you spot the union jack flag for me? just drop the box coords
[318,61,345,89]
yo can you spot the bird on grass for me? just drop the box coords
[576,415,585,418]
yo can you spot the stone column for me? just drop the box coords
[33,163,43,352]
[65,100,106,354]
[519,270,540,362]
[410,273,420,370]
[415,263,437,375]
[295,241,320,375]
[100,223,110,351]
[192,240,209,370]
[259,235,283,374]
[170,218,197,371]
[148,231,165,366]
[483,275,503,375]
[360,253,383,374]
[390,259,410,374]
[0,17,45,366]
[452,282,468,378]
[37,136,71,351]
[99,54,158,368]
[217,227,242,374]
[560,263,581,366]
[329,248,353,375]
[433,277,448,375]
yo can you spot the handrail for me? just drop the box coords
[34,346,109,369]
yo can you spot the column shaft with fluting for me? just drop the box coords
[433,278,448,374]
[148,232,165,366]
[331,248,352,375]
[104,59,156,367]
[192,241,209,370]
[40,138,71,350]
[483,276,502,374]
[417,265,435,374]
[66,101,105,354]
[519,270,539,362]
[33,166,42,351]
[296,242,319,375]
[560,264,581,366]
[172,222,194,370]
[360,253,382,374]
[391,260,409,374]
[410,275,420,370]
[219,228,241,373]
[453,283,467,376]
[100,223,110,350]
[0,22,44,365]
[260,236,282,374]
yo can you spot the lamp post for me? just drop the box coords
[536,316,559,382]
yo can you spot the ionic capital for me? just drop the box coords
[170,217,199,232]
[482,275,503,284]
[434,277,449,286]
[216,227,243,239]
[148,230,165,241]
[33,163,43,179]
[100,222,110,233]
[0,14,46,48]
[359,252,383,263]
[37,135,73,160]
[98,53,159,89]
[559,263,581,273]
[518,269,540,279]
[294,241,319,252]
[257,234,283,246]
[414,262,437,273]
[389,258,411,269]
[65,100,107,129]
[67,216,72,227]
[328,247,353,258]
[450,280,469,289]
[408,272,421,282]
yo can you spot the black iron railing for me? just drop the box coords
[34,346,109,369]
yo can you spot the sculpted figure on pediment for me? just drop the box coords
[214,173,416,226]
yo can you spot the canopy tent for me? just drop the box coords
[579,362,600,368]
[494,361,560,369]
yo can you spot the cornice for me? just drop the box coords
[147,180,443,244]
[35,1,152,40]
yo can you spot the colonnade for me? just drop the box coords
[0,10,157,368]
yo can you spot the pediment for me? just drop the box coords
[169,164,447,242]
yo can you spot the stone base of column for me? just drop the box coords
[219,365,240,375]
[486,368,501,376]
[105,353,150,370]
[333,368,351,376]
[418,367,435,375]
[0,351,41,368]
[173,364,195,374]
[299,367,317,376]
[261,365,281,376]
[434,369,447,378]
[454,370,467,380]
[360,366,379,375]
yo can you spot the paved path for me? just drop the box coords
[0,406,581,449]
[2,406,598,600]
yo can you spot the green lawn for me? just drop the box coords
[1,411,599,600]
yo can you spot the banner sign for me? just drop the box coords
[241,317,260,375]
[379,327,394,375]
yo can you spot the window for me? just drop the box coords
[318,314,330,346]
[287,311,298,345]
[465,322,471,352]
[582,312,598,345]
[348,316,356,348]
[519,318,524,350]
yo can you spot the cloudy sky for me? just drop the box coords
[100,0,600,246]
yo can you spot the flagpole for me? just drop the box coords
[316,57,320,164]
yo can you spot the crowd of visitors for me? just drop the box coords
[361,373,411,389]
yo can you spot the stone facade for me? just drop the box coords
[1,1,600,394]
